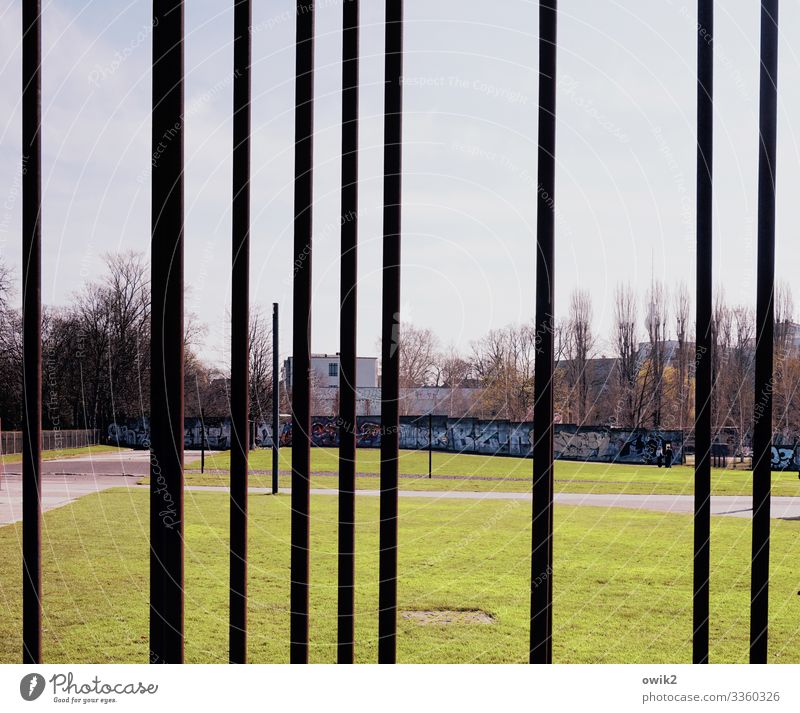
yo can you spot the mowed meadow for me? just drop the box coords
[0,485,799,663]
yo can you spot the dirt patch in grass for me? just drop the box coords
[401,609,495,625]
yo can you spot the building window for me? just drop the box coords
[329,363,338,377]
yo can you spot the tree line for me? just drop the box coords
[0,252,276,431]
[0,251,796,449]
[397,281,797,449]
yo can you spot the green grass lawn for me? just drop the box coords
[182,448,800,497]
[1,487,799,663]
[0,444,124,465]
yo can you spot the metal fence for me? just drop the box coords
[0,429,100,456]
[16,0,781,665]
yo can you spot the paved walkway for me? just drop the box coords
[0,451,203,525]
[2,453,800,525]
[191,487,800,520]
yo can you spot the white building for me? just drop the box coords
[284,353,378,389]
[313,385,484,417]
[284,354,486,416]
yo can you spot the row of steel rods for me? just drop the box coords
[17,0,783,666]
[289,0,406,664]
[693,0,781,666]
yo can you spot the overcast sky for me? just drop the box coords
[2,0,800,365]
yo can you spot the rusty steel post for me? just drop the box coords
[150,0,185,664]
[378,0,404,665]
[530,0,557,665]
[272,302,279,495]
[291,0,315,664]
[230,0,252,665]
[750,0,779,665]
[22,0,43,665]
[337,0,359,665]
[693,0,713,665]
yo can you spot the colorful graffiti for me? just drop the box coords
[107,418,800,470]
[107,419,150,448]
[357,420,383,448]
[771,445,798,471]
[109,417,687,466]
[553,428,683,465]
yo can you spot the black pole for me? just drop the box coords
[200,409,205,474]
[428,413,432,478]
[150,0,185,664]
[693,0,713,666]
[378,0,403,665]
[22,0,42,665]
[272,302,279,495]
[530,0,557,665]
[230,0,251,665]
[291,0,315,664]
[750,0,779,665]
[337,0,359,665]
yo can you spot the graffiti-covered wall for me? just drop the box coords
[109,417,688,465]
[553,426,684,465]
[107,417,800,469]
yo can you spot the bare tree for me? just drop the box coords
[105,252,150,420]
[673,282,692,431]
[0,268,22,426]
[213,307,281,420]
[396,322,439,388]
[432,345,475,416]
[0,259,11,312]
[644,280,669,428]
[433,345,472,388]
[563,289,595,424]
[613,283,641,427]
[773,280,796,439]
[711,291,733,436]
[374,322,440,416]
[248,308,274,421]
[729,306,755,459]
[470,323,536,421]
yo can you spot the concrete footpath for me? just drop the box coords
[3,453,800,524]
[0,451,197,525]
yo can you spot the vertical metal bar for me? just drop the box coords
[291,0,315,664]
[150,0,185,664]
[378,0,403,665]
[750,0,779,665]
[272,302,279,495]
[693,0,713,666]
[337,0,359,666]
[530,0,557,665]
[21,0,42,665]
[230,0,252,665]
[428,413,432,478]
